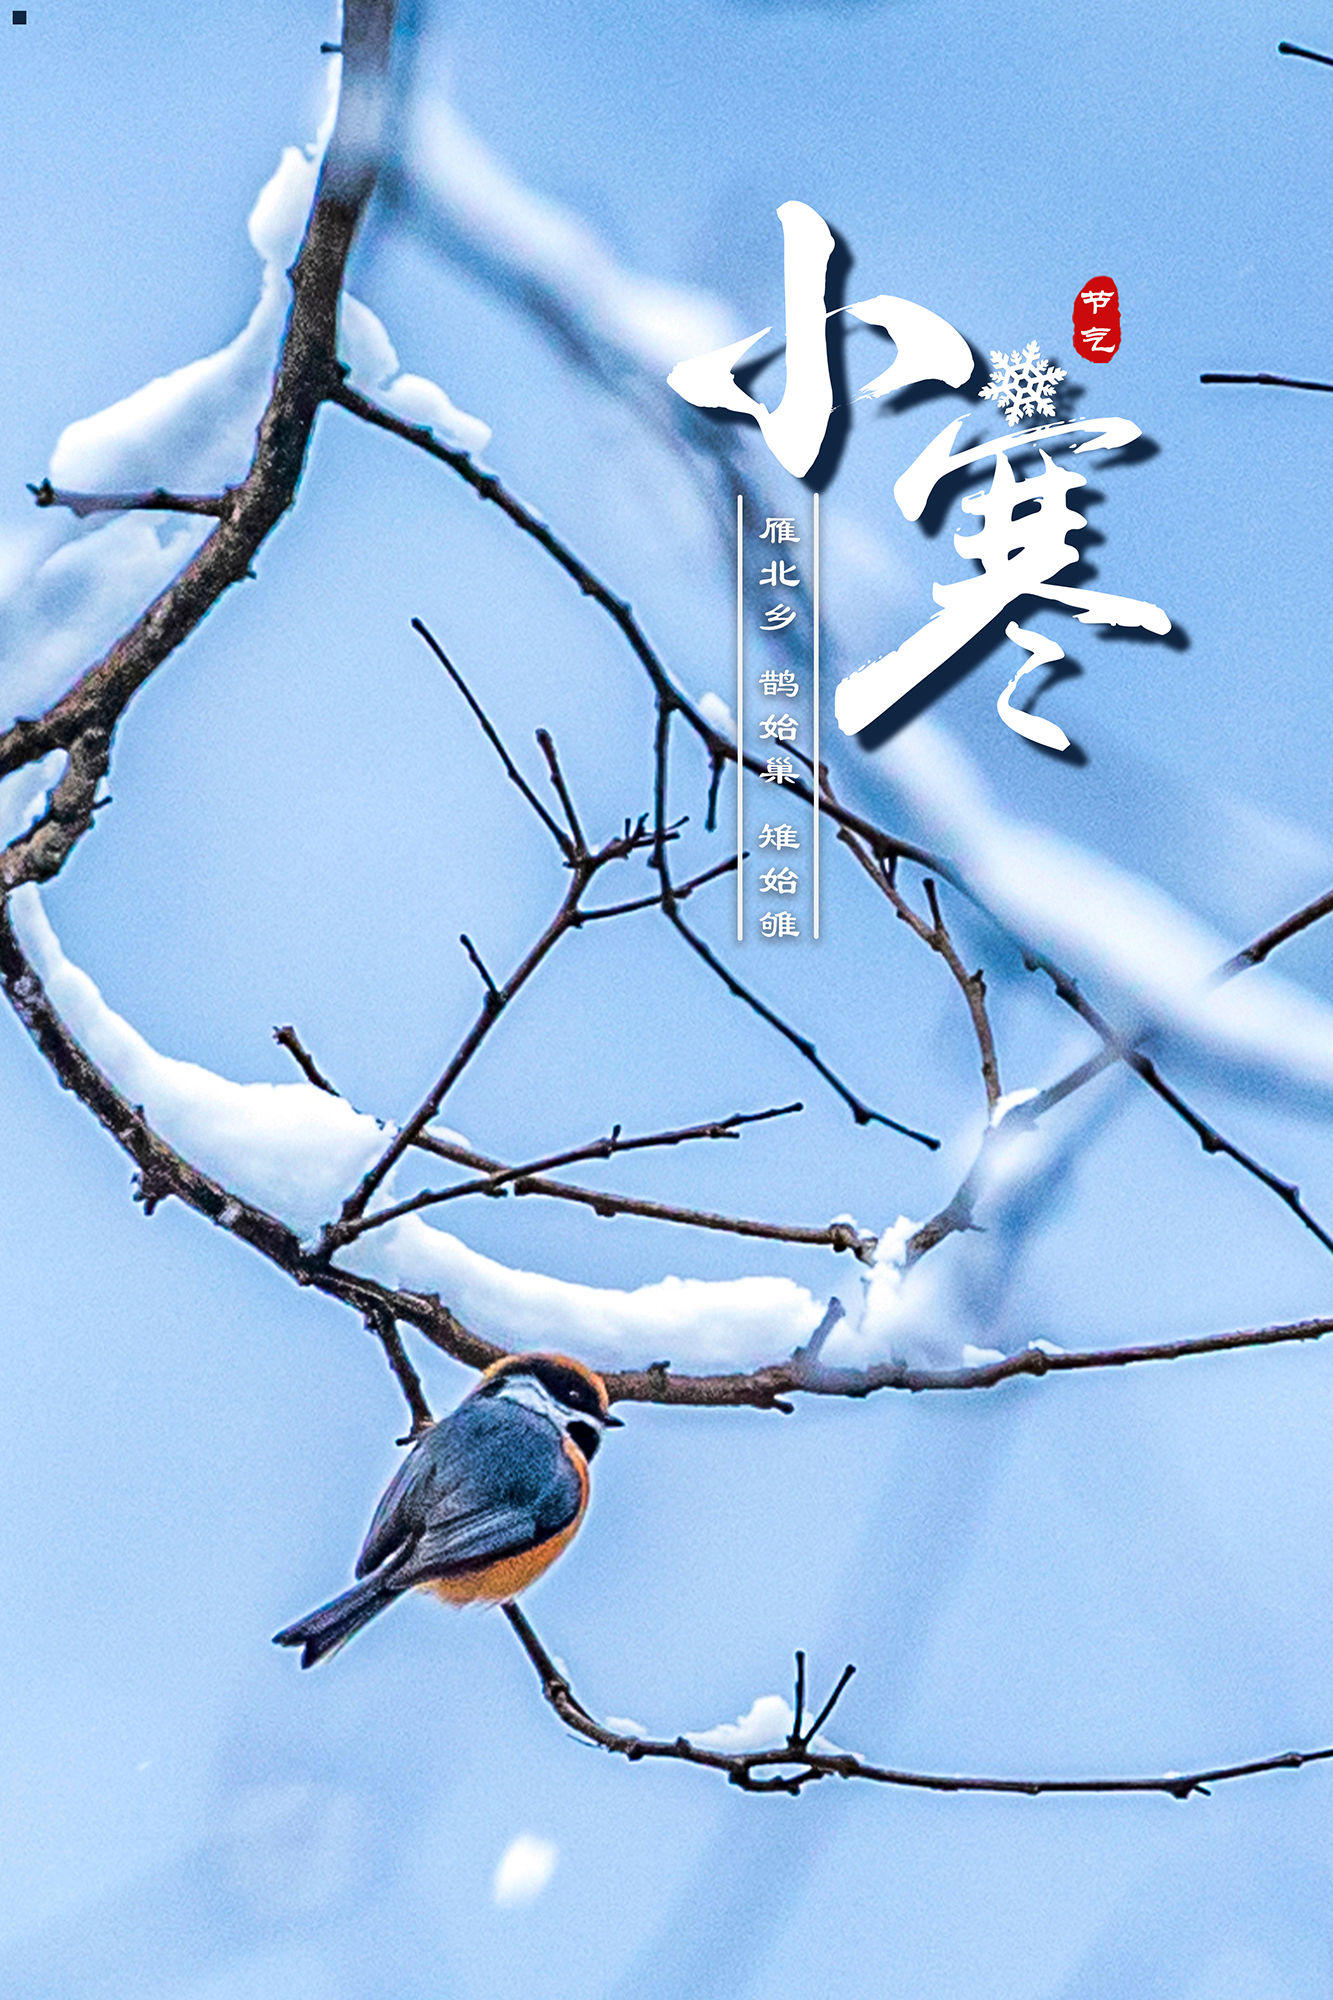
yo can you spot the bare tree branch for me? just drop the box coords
[1025,949,1333,1257]
[7,2,1333,1468]
[1278,39,1333,68]
[361,1302,435,1436]
[273,1024,339,1094]
[1200,370,1333,392]
[27,479,232,518]
[6,11,1333,1821]
[338,1102,804,1243]
[1214,882,1333,975]
[411,620,570,854]
[273,1021,877,1256]
[458,931,501,1001]
[412,1125,875,1255]
[598,1307,1333,1410]
[838,825,1002,1113]
[503,1603,1333,1800]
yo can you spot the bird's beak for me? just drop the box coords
[601,1411,625,1428]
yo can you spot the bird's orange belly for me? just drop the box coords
[419,1515,582,1606]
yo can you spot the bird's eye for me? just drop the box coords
[567,1420,601,1461]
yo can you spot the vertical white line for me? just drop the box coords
[812,492,820,941]
[736,493,744,942]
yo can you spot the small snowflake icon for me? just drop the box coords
[979,341,1067,425]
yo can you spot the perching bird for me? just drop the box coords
[273,1352,621,1668]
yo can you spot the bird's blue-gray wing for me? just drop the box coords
[355,1399,583,1581]
[354,1422,458,1576]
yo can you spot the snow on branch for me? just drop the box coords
[0,15,486,761]
[11,868,1333,1403]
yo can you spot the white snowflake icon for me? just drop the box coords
[979,341,1067,426]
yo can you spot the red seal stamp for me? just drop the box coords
[1072,275,1120,362]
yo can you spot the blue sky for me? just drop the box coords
[5,4,1333,1996]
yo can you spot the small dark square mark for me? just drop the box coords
[12,9,27,22]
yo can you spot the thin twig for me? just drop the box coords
[839,823,1002,1112]
[342,1103,803,1241]
[459,933,501,1000]
[789,1652,808,1751]
[1026,950,1333,1256]
[411,1127,874,1254]
[1278,39,1333,68]
[273,1024,339,1095]
[411,619,570,854]
[27,479,233,518]
[503,1603,1333,1800]
[1213,883,1333,976]
[1200,371,1333,392]
[575,853,737,923]
[705,746,726,833]
[362,1302,435,1435]
[536,728,587,855]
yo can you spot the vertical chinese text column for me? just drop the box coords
[812,492,819,940]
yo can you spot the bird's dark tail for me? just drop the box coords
[273,1573,397,1669]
